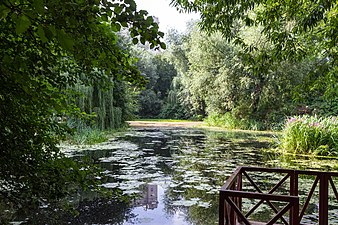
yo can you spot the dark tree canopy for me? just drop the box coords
[0,0,165,218]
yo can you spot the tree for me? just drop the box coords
[171,0,336,53]
[135,50,178,118]
[0,0,165,220]
[171,0,337,100]
[165,23,317,128]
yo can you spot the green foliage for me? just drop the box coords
[67,127,108,145]
[72,77,132,131]
[171,0,337,55]
[205,112,264,130]
[138,89,163,117]
[171,0,337,101]
[165,24,307,128]
[160,102,191,120]
[0,0,166,218]
[280,115,338,156]
[135,51,178,118]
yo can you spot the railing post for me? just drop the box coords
[219,191,225,225]
[236,172,242,224]
[230,183,236,224]
[319,174,329,225]
[290,170,299,224]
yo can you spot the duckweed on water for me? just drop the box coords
[25,127,338,225]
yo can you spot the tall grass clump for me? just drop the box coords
[280,115,338,156]
[70,127,108,145]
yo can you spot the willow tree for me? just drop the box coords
[74,78,130,130]
[0,0,165,219]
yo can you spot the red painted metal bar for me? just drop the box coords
[236,173,243,224]
[243,166,338,177]
[221,190,298,225]
[221,190,299,203]
[229,182,236,225]
[290,170,298,225]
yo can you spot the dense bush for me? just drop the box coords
[159,102,191,120]
[280,115,338,156]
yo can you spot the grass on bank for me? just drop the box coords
[66,126,128,145]
[279,115,338,156]
[136,118,198,122]
[204,112,268,131]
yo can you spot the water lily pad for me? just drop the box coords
[194,183,212,191]
[171,199,199,207]
[101,183,119,189]
[198,201,211,208]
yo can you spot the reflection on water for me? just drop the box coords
[13,127,338,224]
[133,184,158,210]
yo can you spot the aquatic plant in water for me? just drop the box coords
[280,115,338,156]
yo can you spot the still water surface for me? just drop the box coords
[21,127,338,224]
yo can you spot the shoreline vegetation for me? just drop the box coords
[279,115,338,157]
[127,118,337,158]
[67,115,338,159]
[64,126,129,145]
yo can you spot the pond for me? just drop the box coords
[13,126,338,224]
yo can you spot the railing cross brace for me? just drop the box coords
[243,171,290,225]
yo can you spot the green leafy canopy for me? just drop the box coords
[0,0,166,219]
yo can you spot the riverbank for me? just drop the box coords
[127,120,205,128]
[127,120,279,136]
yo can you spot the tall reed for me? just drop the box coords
[280,115,338,156]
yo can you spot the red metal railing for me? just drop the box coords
[219,166,338,225]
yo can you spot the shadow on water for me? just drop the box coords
[10,127,338,224]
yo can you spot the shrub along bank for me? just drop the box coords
[280,115,338,156]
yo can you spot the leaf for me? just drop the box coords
[44,26,54,39]
[111,23,121,32]
[132,38,138,45]
[0,5,10,19]
[48,25,56,36]
[114,6,122,14]
[106,10,112,18]
[32,0,45,14]
[57,29,74,51]
[140,37,145,45]
[160,42,166,50]
[101,14,108,22]
[120,21,128,27]
[37,25,48,43]
[146,16,153,24]
[16,15,31,34]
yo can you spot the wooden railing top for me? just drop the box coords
[221,166,338,191]
[220,166,338,225]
